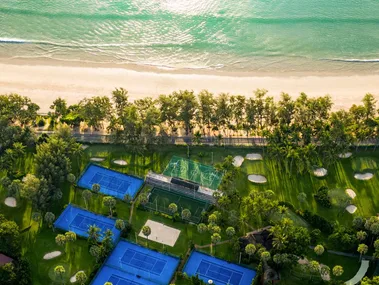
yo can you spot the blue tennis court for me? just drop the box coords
[183,251,256,285]
[77,164,144,200]
[91,266,158,285]
[54,204,120,242]
[104,241,180,285]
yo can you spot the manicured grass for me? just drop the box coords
[2,144,378,284]
[22,227,96,285]
[280,249,361,285]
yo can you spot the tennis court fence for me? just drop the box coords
[145,171,216,204]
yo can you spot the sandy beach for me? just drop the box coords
[1,60,378,112]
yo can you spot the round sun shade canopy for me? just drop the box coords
[4,197,16,207]
[345,189,356,199]
[313,168,328,177]
[338,152,352,158]
[346,205,357,214]
[248,174,267,184]
[113,159,127,165]
[90,157,105,162]
[354,173,373,180]
[43,251,62,260]
[246,153,263,160]
[233,156,244,167]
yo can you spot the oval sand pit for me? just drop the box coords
[338,152,352,158]
[4,197,16,208]
[246,153,263,161]
[345,189,356,199]
[354,173,373,180]
[113,159,127,166]
[90,157,105,162]
[313,168,327,177]
[346,205,357,214]
[233,156,244,167]
[248,174,267,184]
[43,251,62,260]
[70,271,84,283]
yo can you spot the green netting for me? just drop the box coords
[145,187,209,223]
[162,156,223,190]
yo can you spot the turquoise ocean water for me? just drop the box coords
[1,0,379,73]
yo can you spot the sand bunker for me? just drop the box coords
[4,197,16,207]
[338,152,352,158]
[81,145,89,150]
[248,174,267,184]
[246,153,263,160]
[113,159,127,166]
[43,251,61,260]
[90,157,105,162]
[354,173,374,180]
[313,168,328,177]
[345,189,356,199]
[233,156,244,167]
[346,205,357,214]
[70,271,84,283]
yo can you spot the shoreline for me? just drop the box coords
[1,58,379,113]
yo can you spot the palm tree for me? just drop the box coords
[193,131,202,145]
[332,265,344,277]
[87,225,101,245]
[103,196,116,217]
[123,194,132,203]
[55,234,66,251]
[67,173,76,184]
[226,227,235,239]
[314,245,324,256]
[197,223,207,234]
[92,183,101,193]
[89,245,101,262]
[357,231,368,242]
[215,134,223,146]
[211,233,221,255]
[168,203,178,216]
[357,244,368,261]
[54,265,65,280]
[261,251,271,262]
[115,219,125,231]
[142,225,151,247]
[181,209,191,221]
[44,212,55,228]
[245,244,256,262]
[82,190,92,209]
[208,213,218,224]
[76,271,87,285]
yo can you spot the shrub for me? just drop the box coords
[314,186,331,208]
[278,201,295,211]
[298,210,333,234]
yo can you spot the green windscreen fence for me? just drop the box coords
[162,156,223,190]
[144,187,209,223]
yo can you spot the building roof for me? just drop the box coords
[0,254,13,266]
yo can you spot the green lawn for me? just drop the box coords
[280,249,362,285]
[2,144,377,284]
